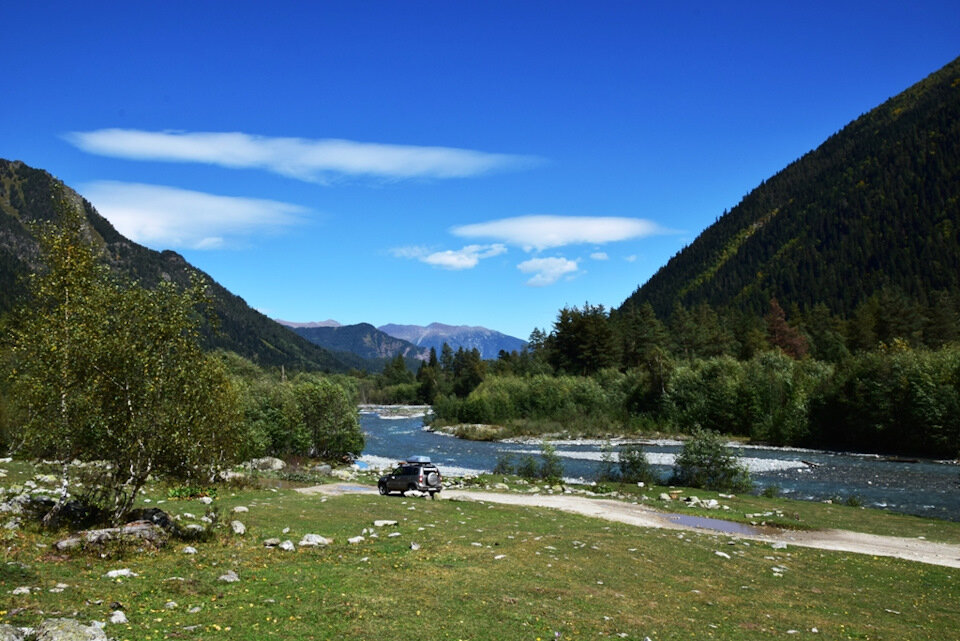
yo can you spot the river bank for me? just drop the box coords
[357,406,960,521]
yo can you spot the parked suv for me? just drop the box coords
[378,456,442,497]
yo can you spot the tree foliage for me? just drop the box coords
[6,198,243,522]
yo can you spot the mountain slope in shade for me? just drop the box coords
[620,56,960,319]
[279,321,428,362]
[0,159,351,372]
[378,322,527,359]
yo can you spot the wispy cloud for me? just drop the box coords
[392,243,507,270]
[517,256,580,286]
[79,181,305,250]
[65,129,540,182]
[452,215,667,251]
[590,251,609,261]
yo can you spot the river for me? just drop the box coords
[356,406,960,522]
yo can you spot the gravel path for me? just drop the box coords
[301,483,960,568]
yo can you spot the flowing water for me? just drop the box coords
[357,407,960,521]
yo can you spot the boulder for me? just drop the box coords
[313,464,332,475]
[36,618,107,641]
[56,521,167,551]
[0,623,23,641]
[230,521,246,535]
[299,534,332,547]
[247,457,286,471]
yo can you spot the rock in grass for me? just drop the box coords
[36,618,107,641]
[347,536,364,544]
[714,551,731,560]
[218,570,240,583]
[373,520,398,527]
[104,569,137,579]
[182,546,197,555]
[279,540,295,551]
[109,611,127,624]
[263,538,281,547]
[230,520,246,535]
[409,542,421,551]
[232,506,249,513]
[0,623,24,641]
[11,586,31,595]
[299,534,331,547]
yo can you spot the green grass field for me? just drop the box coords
[2,463,959,640]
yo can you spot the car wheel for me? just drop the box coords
[378,483,388,496]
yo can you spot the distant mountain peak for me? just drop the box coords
[275,319,342,328]
[378,322,525,359]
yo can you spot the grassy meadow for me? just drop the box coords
[1,462,959,640]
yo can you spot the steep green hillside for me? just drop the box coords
[0,159,350,372]
[623,56,960,319]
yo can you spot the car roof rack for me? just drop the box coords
[406,455,432,464]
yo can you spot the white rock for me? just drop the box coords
[164,601,177,609]
[109,611,128,624]
[105,569,138,578]
[347,536,364,544]
[232,506,249,513]
[12,586,31,595]
[182,546,197,555]
[299,534,332,547]
[279,540,295,551]
[189,606,202,614]
[373,520,398,527]
[771,542,788,550]
[388,532,401,538]
[230,520,246,535]
[494,554,506,560]
[714,551,731,559]
[409,542,421,550]
[218,570,240,583]
[199,497,213,505]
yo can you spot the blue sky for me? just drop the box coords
[3,2,959,339]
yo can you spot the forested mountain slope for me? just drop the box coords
[0,159,350,372]
[622,56,960,319]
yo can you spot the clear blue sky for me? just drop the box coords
[3,2,958,339]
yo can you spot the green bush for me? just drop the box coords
[671,428,752,492]
[618,444,657,484]
[539,442,564,485]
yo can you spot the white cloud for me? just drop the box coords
[625,255,638,262]
[517,256,580,286]
[590,251,609,261]
[392,243,507,270]
[79,181,306,250]
[452,215,666,251]
[65,129,539,182]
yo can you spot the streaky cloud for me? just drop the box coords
[79,181,306,250]
[452,215,667,251]
[65,129,541,182]
[393,243,507,270]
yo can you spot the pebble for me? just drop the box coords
[218,570,240,583]
[233,506,249,513]
[714,551,731,560]
[109,611,128,624]
[182,546,197,555]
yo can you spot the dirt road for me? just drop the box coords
[301,484,960,568]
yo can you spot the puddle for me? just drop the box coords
[663,514,764,535]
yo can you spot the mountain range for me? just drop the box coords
[378,323,527,360]
[621,55,960,321]
[276,319,527,362]
[0,159,357,372]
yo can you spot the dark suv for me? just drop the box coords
[378,456,442,497]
